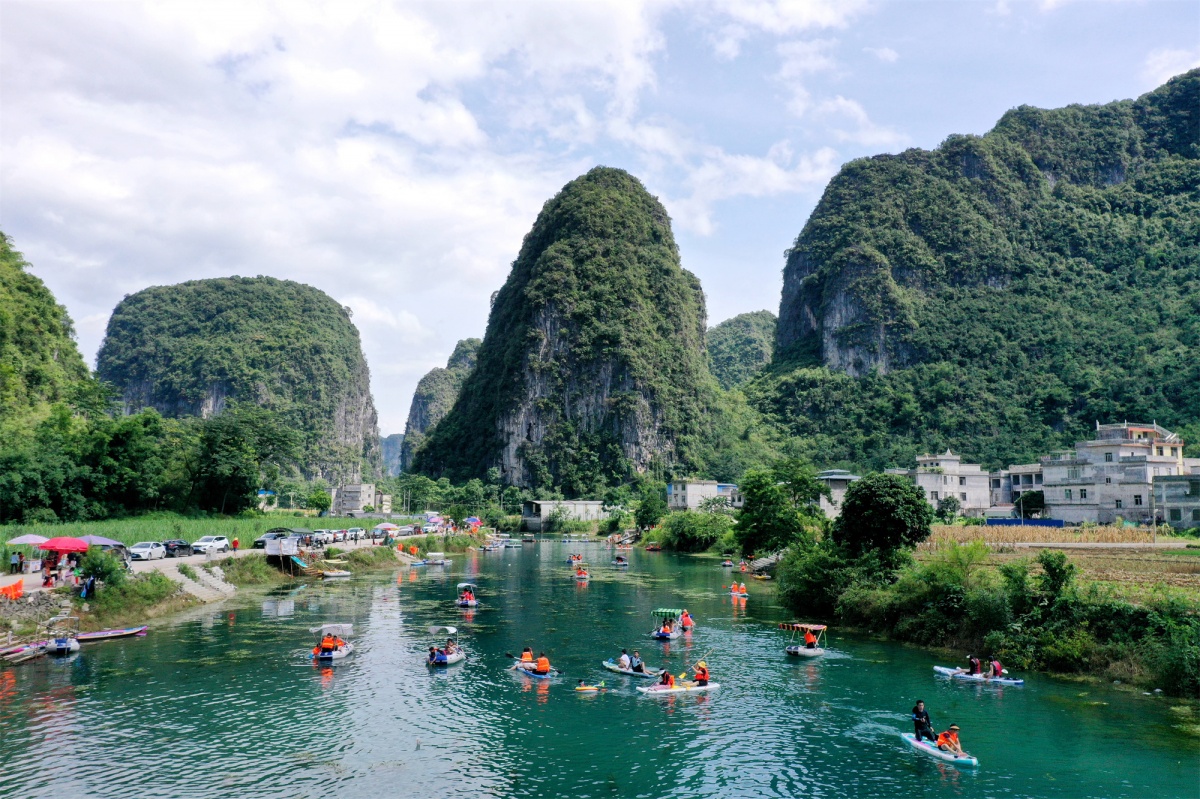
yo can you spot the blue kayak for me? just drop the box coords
[512,661,555,679]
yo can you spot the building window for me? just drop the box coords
[960,492,967,501]
[1064,489,1072,500]
[1105,453,1113,462]
[1170,447,1178,456]
[930,491,939,500]
[1169,509,1182,522]
[1068,467,1080,480]
[1035,474,1043,484]
[959,476,967,486]
[991,479,1001,489]
[1134,495,1143,506]
[1193,509,1200,522]
[1115,499,1123,509]
[1105,478,1112,484]
[1080,489,1087,499]
[1156,447,1164,456]
[943,476,949,485]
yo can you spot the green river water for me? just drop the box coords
[2,543,1196,798]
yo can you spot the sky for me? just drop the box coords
[2,1,1197,435]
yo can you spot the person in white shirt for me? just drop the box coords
[617,649,631,669]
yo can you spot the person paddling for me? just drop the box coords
[520,647,535,664]
[658,670,675,688]
[987,656,1004,679]
[936,724,964,755]
[534,652,552,675]
[693,660,710,686]
[911,700,936,742]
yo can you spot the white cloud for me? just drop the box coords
[702,0,870,59]
[776,39,838,116]
[815,96,907,148]
[1142,46,1200,88]
[865,46,899,63]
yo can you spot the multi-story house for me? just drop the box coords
[1155,474,1200,530]
[815,469,861,519]
[666,480,743,511]
[888,450,991,517]
[1042,422,1189,524]
[988,464,1044,516]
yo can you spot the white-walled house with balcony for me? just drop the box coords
[888,450,991,516]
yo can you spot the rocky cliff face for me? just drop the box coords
[414,167,713,493]
[398,338,480,471]
[381,433,404,476]
[96,276,381,482]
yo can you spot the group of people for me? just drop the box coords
[954,654,1004,679]
[656,660,710,689]
[459,587,476,603]
[313,632,347,657]
[517,646,553,675]
[427,638,462,665]
[911,700,966,755]
[616,648,647,672]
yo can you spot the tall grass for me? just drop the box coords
[923,524,1163,549]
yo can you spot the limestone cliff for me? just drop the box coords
[381,433,404,476]
[398,338,480,471]
[707,311,776,390]
[96,276,381,482]
[414,167,713,493]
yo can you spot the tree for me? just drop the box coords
[307,490,332,514]
[698,495,732,515]
[734,468,809,555]
[772,458,831,509]
[936,495,961,523]
[1015,490,1045,518]
[635,482,667,530]
[831,473,934,568]
[661,511,733,553]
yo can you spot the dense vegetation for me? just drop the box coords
[0,235,89,426]
[381,433,404,475]
[707,311,776,390]
[96,276,381,482]
[757,70,1200,470]
[415,167,716,493]
[399,338,480,472]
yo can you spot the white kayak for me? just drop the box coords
[786,645,825,657]
[426,650,465,666]
[637,681,719,696]
[602,659,664,678]
[901,733,978,767]
[933,666,1024,686]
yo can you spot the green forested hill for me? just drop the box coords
[0,234,89,427]
[399,338,480,472]
[415,167,714,493]
[96,277,381,481]
[758,70,1200,470]
[707,311,776,390]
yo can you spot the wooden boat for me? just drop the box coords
[77,625,148,642]
[781,622,827,657]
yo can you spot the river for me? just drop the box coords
[1,543,1196,798]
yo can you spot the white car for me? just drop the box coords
[312,530,334,544]
[348,528,365,541]
[129,541,166,560]
[192,536,230,554]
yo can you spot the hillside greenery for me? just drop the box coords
[96,276,380,481]
[415,167,716,493]
[399,338,480,471]
[707,310,776,390]
[756,70,1200,470]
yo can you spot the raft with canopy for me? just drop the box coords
[456,582,478,607]
[780,622,827,657]
[650,608,682,640]
[311,623,354,661]
[426,625,465,666]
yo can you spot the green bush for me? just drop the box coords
[659,511,733,553]
[80,547,126,589]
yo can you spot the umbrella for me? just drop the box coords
[428,516,444,524]
[80,535,122,547]
[6,534,48,545]
[373,523,400,531]
[465,517,481,524]
[39,537,90,553]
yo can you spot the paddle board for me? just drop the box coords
[900,733,978,767]
[602,659,664,678]
[933,666,1024,686]
[636,682,719,696]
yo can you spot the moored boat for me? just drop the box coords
[425,551,452,566]
[321,570,352,580]
[42,615,80,655]
[76,625,148,642]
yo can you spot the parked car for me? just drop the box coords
[192,536,230,554]
[163,539,193,557]
[253,532,289,549]
[130,541,167,561]
[331,529,346,543]
[347,527,365,541]
[312,530,334,545]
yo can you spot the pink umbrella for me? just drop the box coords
[39,537,90,553]
[6,534,48,545]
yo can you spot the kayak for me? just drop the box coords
[730,591,748,598]
[426,650,465,666]
[637,681,719,696]
[602,659,664,678]
[900,733,978,767]
[933,666,1024,686]
[512,662,555,679]
[786,645,825,657]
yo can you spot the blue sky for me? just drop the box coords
[2,0,1197,434]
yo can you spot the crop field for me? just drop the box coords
[924,524,1174,546]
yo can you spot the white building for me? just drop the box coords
[888,450,991,517]
[333,483,375,516]
[666,480,743,512]
[987,463,1044,517]
[1155,474,1200,530]
[521,500,607,532]
[815,469,861,519]
[1042,422,1190,524]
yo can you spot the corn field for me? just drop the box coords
[921,524,1160,549]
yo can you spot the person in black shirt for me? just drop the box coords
[912,700,936,742]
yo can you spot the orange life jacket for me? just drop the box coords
[520,651,534,662]
[694,667,709,681]
[535,656,551,673]
[805,631,817,645]
[937,731,959,748]
[321,636,336,649]
[662,673,675,687]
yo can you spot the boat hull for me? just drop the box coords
[786,646,825,657]
[314,643,355,661]
[602,659,664,678]
[650,630,681,640]
[933,665,1024,686]
[637,682,719,696]
[512,662,554,679]
[427,651,465,666]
